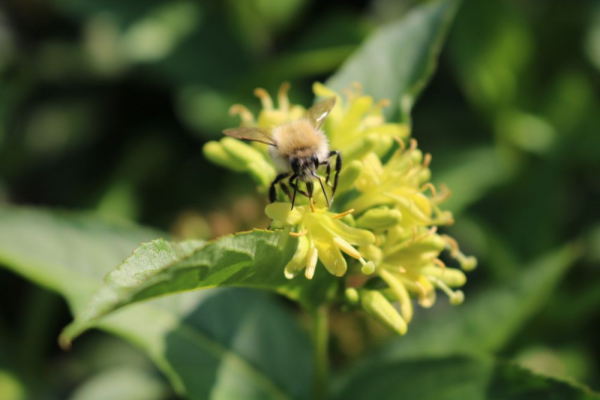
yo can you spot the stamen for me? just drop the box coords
[431,204,454,225]
[408,138,417,152]
[253,88,273,110]
[414,281,427,298]
[427,276,464,305]
[374,99,391,109]
[351,82,363,94]
[423,153,432,168]
[229,104,255,125]
[441,234,459,257]
[289,230,308,237]
[359,258,375,274]
[433,258,446,269]
[334,237,361,259]
[420,182,438,198]
[309,198,316,213]
[434,183,452,203]
[305,247,318,280]
[278,82,290,111]
[332,209,355,220]
[394,137,406,152]
[441,234,477,271]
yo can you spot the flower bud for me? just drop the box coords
[337,160,363,192]
[344,134,378,161]
[359,289,407,335]
[202,141,246,172]
[356,207,402,230]
[221,138,269,166]
[373,135,395,158]
[345,288,359,305]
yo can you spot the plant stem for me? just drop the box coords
[312,305,329,400]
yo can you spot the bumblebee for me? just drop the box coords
[223,97,341,209]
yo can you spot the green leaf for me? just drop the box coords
[333,356,600,400]
[434,146,512,216]
[0,369,26,400]
[326,0,460,122]
[374,243,580,361]
[0,207,313,400]
[60,230,335,344]
[68,367,168,400]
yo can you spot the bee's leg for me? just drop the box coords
[280,183,292,201]
[288,177,309,197]
[322,160,332,186]
[328,150,342,199]
[290,174,299,210]
[311,172,330,207]
[288,175,309,209]
[270,172,290,203]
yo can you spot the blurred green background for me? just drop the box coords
[1,0,599,398]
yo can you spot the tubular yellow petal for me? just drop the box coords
[305,247,318,280]
[365,123,410,138]
[343,134,378,161]
[284,235,310,279]
[316,217,375,246]
[265,203,303,225]
[313,237,347,276]
[337,160,363,192]
[356,207,402,230]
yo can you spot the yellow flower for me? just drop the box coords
[313,82,409,159]
[360,225,477,325]
[348,140,453,227]
[265,202,375,279]
[203,81,477,336]
[230,82,305,128]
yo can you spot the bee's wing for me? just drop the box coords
[222,126,276,146]
[307,97,336,129]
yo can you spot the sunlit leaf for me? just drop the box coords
[333,356,600,400]
[0,207,313,400]
[60,229,336,344]
[69,367,168,400]
[326,0,460,122]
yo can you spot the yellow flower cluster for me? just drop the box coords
[203,82,476,335]
[266,201,375,279]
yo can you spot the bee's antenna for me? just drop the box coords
[312,171,330,207]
